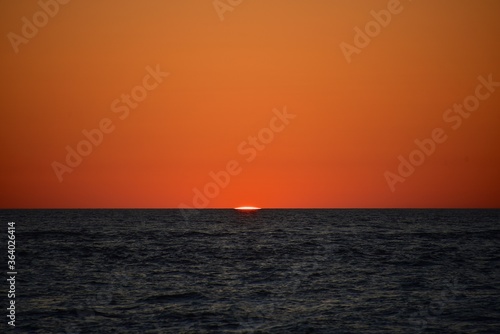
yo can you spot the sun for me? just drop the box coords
[234,206,261,211]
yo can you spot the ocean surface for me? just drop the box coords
[1,209,499,333]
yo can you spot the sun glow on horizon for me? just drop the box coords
[234,206,261,211]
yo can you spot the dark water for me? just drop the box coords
[1,209,499,333]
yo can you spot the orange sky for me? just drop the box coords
[1,0,499,208]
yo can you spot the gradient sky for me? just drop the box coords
[1,0,499,208]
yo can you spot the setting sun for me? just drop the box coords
[234,206,261,211]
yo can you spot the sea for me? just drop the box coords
[1,209,499,333]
